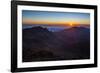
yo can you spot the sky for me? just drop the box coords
[22,10,90,26]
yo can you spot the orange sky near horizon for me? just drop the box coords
[23,18,89,27]
[22,10,90,27]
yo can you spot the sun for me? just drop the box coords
[69,22,73,26]
[68,21,79,27]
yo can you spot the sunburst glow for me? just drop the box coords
[68,21,79,27]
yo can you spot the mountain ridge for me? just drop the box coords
[22,26,90,62]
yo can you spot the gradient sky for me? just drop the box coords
[22,10,90,26]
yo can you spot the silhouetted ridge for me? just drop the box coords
[23,26,90,62]
[32,26,48,30]
[64,26,89,31]
[23,26,49,33]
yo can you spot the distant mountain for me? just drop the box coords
[55,27,90,43]
[22,26,90,62]
[55,26,90,59]
[23,24,68,32]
